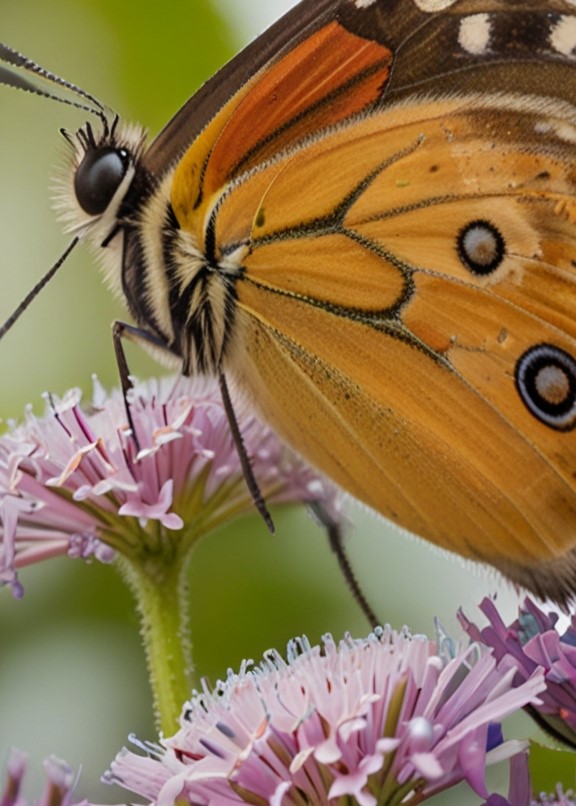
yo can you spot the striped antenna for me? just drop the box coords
[0,42,109,124]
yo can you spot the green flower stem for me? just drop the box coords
[107,476,250,736]
[119,549,193,736]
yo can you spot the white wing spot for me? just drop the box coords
[458,14,492,55]
[534,119,576,144]
[550,15,576,57]
[413,0,459,11]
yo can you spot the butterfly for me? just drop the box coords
[2,0,576,604]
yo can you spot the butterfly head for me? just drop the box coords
[54,116,148,294]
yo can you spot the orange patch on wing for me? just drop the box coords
[205,20,392,184]
[243,233,406,312]
[171,20,392,241]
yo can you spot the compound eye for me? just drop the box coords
[74,147,129,216]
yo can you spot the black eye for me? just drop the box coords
[74,147,130,216]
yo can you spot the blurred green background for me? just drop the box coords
[0,1,539,802]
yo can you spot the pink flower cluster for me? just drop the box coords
[108,627,544,805]
[460,597,576,748]
[0,376,341,598]
[0,749,85,806]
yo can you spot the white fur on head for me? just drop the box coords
[51,117,148,299]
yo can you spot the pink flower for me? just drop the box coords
[107,627,545,805]
[0,376,341,598]
[459,598,576,748]
[480,755,576,806]
[0,749,84,806]
[481,752,531,805]
[532,786,576,805]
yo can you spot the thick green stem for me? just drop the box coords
[119,553,193,736]
[106,473,257,735]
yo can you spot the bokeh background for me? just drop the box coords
[0,1,536,802]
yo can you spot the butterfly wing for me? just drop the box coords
[160,0,576,600]
[216,94,576,598]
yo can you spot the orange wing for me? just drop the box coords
[165,9,576,602]
[216,95,576,600]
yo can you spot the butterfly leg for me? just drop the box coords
[218,370,275,534]
[310,501,379,629]
[112,319,168,447]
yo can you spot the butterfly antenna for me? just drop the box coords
[218,370,275,534]
[0,237,79,341]
[0,42,108,125]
